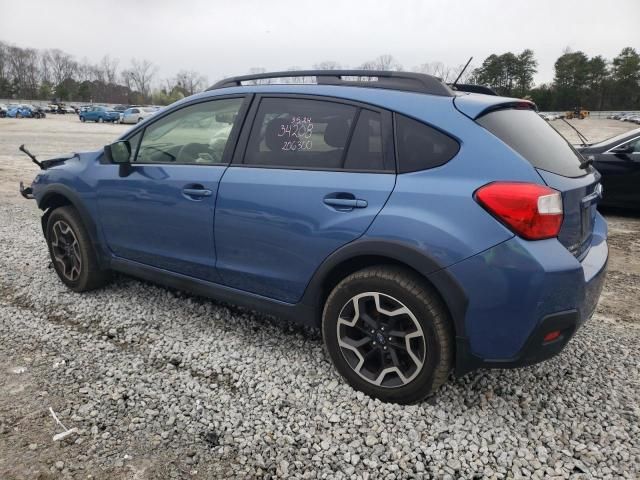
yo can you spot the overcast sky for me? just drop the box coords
[1,0,638,87]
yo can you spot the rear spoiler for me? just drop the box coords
[453,95,537,119]
[449,83,498,96]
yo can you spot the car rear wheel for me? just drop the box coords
[46,206,110,292]
[98,117,103,123]
[80,116,85,122]
[322,266,453,404]
[16,112,23,118]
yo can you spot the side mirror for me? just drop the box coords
[611,144,634,156]
[105,140,131,164]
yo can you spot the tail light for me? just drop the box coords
[475,182,563,240]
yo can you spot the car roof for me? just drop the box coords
[175,83,533,123]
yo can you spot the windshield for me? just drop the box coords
[478,108,586,178]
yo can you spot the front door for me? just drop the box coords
[96,96,247,281]
[215,96,396,303]
[596,136,640,207]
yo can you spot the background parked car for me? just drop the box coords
[31,105,47,118]
[79,105,120,123]
[578,127,640,209]
[6,104,45,118]
[119,106,157,124]
[112,104,133,113]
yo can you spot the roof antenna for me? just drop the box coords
[452,57,473,88]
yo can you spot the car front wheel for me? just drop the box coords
[322,266,453,404]
[46,206,110,292]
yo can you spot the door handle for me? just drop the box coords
[323,197,368,209]
[182,187,212,198]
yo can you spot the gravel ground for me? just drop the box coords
[0,115,639,479]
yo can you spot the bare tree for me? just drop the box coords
[360,54,402,71]
[48,49,76,85]
[174,70,207,95]
[100,55,119,84]
[6,46,40,97]
[124,58,157,97]
[313,61,342,70]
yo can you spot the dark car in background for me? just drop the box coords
[578,128,640,209]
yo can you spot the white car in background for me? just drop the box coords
[119,107,158,124]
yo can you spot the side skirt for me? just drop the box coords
[110,257,318,327]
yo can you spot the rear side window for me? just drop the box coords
[477,108,585,178]
[244,98,356,169]
[395,114,460,173]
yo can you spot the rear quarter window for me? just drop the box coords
[477,108,585,178]
[395,114,460,173]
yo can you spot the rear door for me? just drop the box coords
[214,95,396,303]
[96,96,248,281]
[477,108,600,258]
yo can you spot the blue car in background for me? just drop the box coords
[79,105,120,123]
[7,104,46,119]
[22,70,608,403]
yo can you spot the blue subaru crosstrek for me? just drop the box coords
[21,70,607,403]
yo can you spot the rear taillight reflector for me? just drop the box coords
[475,182,563,240]
[543,330,562,343]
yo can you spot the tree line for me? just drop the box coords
[1,40,638,110]
[470,47,640,110]
[0,41,206,105]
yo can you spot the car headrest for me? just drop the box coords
[265,117,286,152]
[324,117,350,148]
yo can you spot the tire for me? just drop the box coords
[17,112,23,119]
[137,117,143,123]
[46,206,110,292]
[98,117,103,123]
[322,266,453,404]
[80,116,85,122]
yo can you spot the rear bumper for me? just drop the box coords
[450,212,608,376]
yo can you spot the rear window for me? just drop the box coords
[477,108,585,178]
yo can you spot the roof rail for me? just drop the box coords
[208,70,454,97]
[449,83,498,96]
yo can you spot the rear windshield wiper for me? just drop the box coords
[560,118,590,147]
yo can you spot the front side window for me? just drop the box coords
[135,98,243,164]
[621,137,640,153]
[244,98,357,169]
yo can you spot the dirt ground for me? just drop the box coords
[0,114,638,479]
